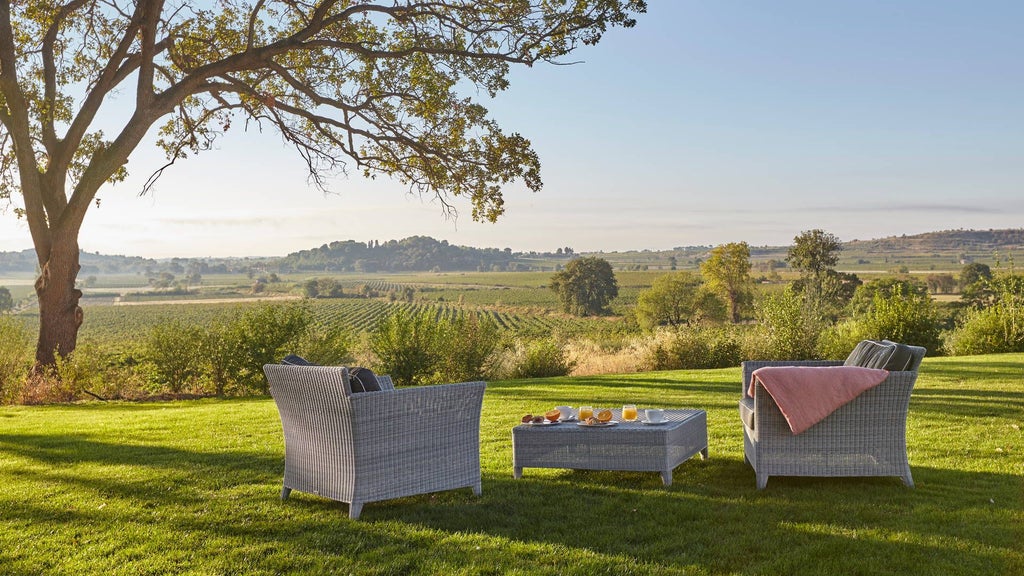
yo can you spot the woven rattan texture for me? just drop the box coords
[264,364,484,518]
[739,356,922,489]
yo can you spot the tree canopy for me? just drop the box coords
[787,229,842,277]
[634,271,725,330]
[0,0,647,367]
[700,242,752,323]
[549,256,618,316]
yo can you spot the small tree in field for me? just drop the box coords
[0,0,647,370]
[549,256,619,316]
[700,242,752,323]
[0,287,13,313]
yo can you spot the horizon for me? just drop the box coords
[3,226,1022,263]
[3,2,1022,259]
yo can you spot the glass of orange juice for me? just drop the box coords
[578,405,593,421]
[622,404,638,421]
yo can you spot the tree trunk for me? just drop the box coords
[34,234,84,370]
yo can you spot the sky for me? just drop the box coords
[2,1,1023,259]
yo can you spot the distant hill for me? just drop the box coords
[1,228,1022,275]
[846,229,1024,253]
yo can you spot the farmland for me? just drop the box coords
[7,270,655,344]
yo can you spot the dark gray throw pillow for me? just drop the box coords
[282,354,315,366]
[349,367,381,393]
[844,340,896,369]
[881,341,915,371]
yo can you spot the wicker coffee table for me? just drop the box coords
[512,408,708,486]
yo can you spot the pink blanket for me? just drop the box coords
[749,366,889,435]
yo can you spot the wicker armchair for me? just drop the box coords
[263,364,485,519]
[739,344,925,489]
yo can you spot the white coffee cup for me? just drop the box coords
[645,409,665,423]
[555,405,575,420]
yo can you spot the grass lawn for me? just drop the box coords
[1,356,1022,575]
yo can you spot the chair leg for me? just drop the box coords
[902,471,915,488]
[348,502,363,520]
[756,473,768,490]
[280,486,292,500]
[472,481,482,496]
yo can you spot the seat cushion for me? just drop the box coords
[738,396,755,430]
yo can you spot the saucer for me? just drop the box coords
[640,419,668,426]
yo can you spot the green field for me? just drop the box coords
[1,355,1021,574]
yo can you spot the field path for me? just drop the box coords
[113,295,301,306]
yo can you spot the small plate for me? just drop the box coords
[577,420,619,427]
[525,419,560,426]
[640,419,668,426]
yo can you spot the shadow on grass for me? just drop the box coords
[1,430,1019,575]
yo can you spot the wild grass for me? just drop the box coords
[1,355,1021,574]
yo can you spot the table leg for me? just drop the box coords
[700,447,709,460]
[661,470,673,486]
[513,466,523,479]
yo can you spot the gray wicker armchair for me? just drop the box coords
[263,364,486,519]
[739,343,926,489]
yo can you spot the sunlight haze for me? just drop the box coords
[3,2,1022,258]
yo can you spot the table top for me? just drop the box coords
[513,408,705,433]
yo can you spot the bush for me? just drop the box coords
[644,325,741,370]
[21,341,150,404]
[439,313,500,382]
[944,300,1024,355]
[505,338,576,379]
[819,285,942,357]
[0,317,32,404]
[145,320,206,393]
[143,302,313,396]
[291,322,354,367]
[744,287,824,360]
[230,303,312,393]
[370,308,445,386]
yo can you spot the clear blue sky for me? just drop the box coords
[3,1,1022,258]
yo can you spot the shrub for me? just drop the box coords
[291,322,354,367]
[819,285,942,356]
[370,308,445,386]
[505,338,576,379]
[0,317,32,404]
[644,325,742,370]
[143,302,312,396]
[944,300,1024,355]
[744,287,824,360]
[145,320,206,393]
[439,313,500,382]
[225,302,312,394]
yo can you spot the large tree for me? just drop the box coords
[549,256,618,316]
[700,241,751,323]
[0,0,646,368]
[634,271,725,330]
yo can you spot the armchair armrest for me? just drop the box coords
[741,360,842,397]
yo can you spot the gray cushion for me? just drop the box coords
[882,340,927,371]
[739,396,755,430]
[282,354,315,366]
[844,340,896,369]
[880,342,914,371]
[349,366,381,393]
